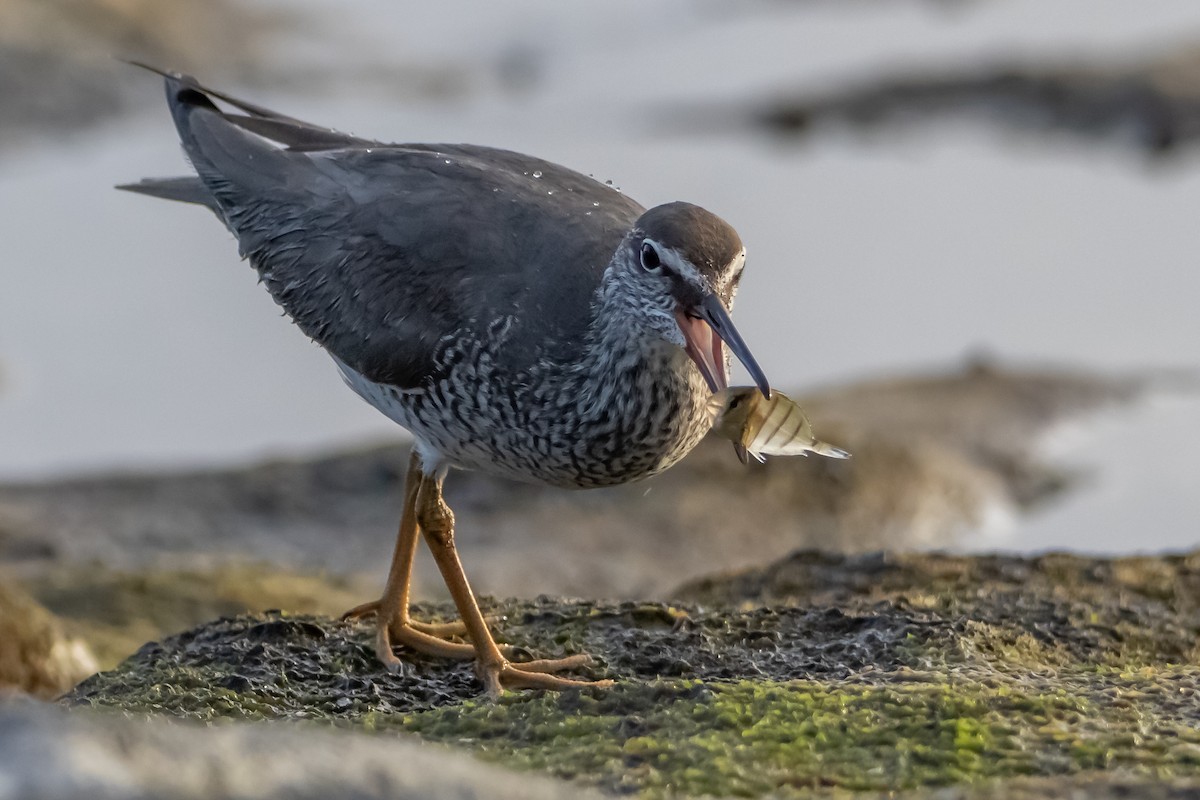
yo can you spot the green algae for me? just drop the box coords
[401,676,1200,797]
[401,681,1028,795]
[57,550,1200,797]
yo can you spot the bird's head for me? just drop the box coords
[618,201,770,398]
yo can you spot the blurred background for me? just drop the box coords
[1,0,1198,571]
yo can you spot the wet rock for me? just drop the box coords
[67,601,939,716]
[698,43,1200,156]
[674,549,1200,668]
[60,549,1200,798]
[0,361,1159,600]
[0,700,599,800]
[0,0,293,149]
[0,578,96,698]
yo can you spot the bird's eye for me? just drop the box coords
[729,396,743,409]
[640,242,662,273]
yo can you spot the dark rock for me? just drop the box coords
[66,600,949,716]
[56,549,1200,798]
[690,44,1200,157]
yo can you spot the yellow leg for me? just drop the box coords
[415,468,612,697]
[342,451,474,666]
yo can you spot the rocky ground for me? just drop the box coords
[3,2,1198,795]
[698,42,1200,157]
[17,549,1198,799]
[1,361,1192,797]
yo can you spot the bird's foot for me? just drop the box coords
[479,653,614,697]
[342,600,609,692]
[343,599,520,671]
[372,620,479,671]
[342,598,471,637]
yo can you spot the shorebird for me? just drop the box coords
[121,67,771,695]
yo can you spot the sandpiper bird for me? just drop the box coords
[121,67,771,695]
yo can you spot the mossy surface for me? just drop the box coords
[68,599,939,717]
[62,551,1200,798]
[674,550,1200,670]
[399,679,1174,796]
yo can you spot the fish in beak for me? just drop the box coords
[674,293,770,399]
[709,387,850,464]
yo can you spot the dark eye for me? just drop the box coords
[640,241,662,273]
[729,396,743,409]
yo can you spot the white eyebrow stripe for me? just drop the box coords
[648,241,744,297]
[658,245,709,290]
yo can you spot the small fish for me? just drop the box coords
[709,387,851,464]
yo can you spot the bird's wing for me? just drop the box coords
[139,70,644,388]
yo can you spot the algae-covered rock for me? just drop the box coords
[0,579,96,698]
[68,599,933,717]
[61,551,1200,797]
[674,549,1200,668]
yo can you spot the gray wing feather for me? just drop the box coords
[131,70,644,388]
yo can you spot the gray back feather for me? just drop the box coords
[134,72,644,388]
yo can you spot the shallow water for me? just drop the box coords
[1,0,1197,552]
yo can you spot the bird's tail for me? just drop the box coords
[116,175,220,211]
[116,62,373,216]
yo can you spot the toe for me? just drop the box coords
[477,653,610,695]
[373,628,404,671]
[342,599,381,621]
[511,654,593,674]
[500,666,613,692]
[408,618,469,637]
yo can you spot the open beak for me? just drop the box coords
[674,293,771,399]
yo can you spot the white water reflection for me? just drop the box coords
[0,0,1197,553]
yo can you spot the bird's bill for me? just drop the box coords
[674,293,771,398]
